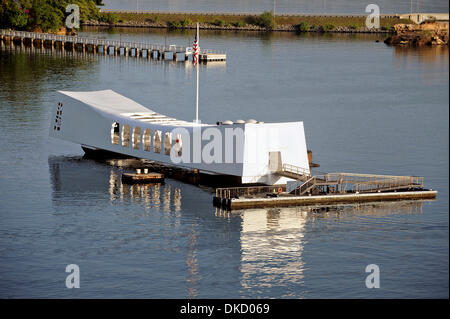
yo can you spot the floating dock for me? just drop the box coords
[0,29,226,63]
[214,190,437,210]
[213,172,437,210]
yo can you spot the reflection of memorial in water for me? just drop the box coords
[49,155,200,296]
[219,200,424,294]
[108,168,182,213]
[49,156,182,213]
[238,208,308,291]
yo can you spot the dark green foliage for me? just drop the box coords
[181,17,192,27]
[30,0,64,31]
[0,0,101,31]
[167,17,192,29]
[322,23,335,32]
[167,20,182,29]
[246,11,276,30]
[257,11,276,30]
[0,0,30,29]
[234,21,246,28]
[214,19,225,27]
[295,22,309,32]
[99,12,118,24]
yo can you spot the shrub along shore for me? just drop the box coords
[84,11,413,33]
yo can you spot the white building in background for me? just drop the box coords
[398,13,449,24]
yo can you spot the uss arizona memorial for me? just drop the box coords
[50,90,311,185]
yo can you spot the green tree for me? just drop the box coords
[0,0,31,29]
[322,23,335,32]
[10,10,29,28]
[257,11,276,30]
[295,22,309,32]
[0,0,101,31]
[99,12,118,24]
[30,0,63,31]
[214,19,225,27]
[72,0,101,22]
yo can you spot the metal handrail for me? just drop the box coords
[216,185,285,199]
[292,173,424,195]
[296,176,317,195]
[281,163,311,177]
[215,173,425,198]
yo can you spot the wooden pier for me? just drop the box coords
[0,29,226,63]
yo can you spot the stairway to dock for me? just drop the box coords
[276,163,311,181]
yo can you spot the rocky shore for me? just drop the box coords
[384,22,449,46]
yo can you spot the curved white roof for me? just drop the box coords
[59,90,151,115]
[59,89,202,126]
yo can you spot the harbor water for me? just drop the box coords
[0,28,448,298]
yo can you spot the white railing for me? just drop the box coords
[292,173,424,195]
[281,163,311,177]
[0,29,225,54]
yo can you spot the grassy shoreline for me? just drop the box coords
[85,11,413,33]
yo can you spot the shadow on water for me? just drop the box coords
[48,155,186,210]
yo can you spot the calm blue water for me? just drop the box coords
[0,28,448,298]
[103,0,449,14]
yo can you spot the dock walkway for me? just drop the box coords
[0,29,226,62]
[218,190,437,210]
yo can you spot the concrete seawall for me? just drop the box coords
[89,10,413,33]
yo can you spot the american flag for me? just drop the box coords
[193,34,198,66]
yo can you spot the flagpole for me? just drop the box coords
[195,23,199,123]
